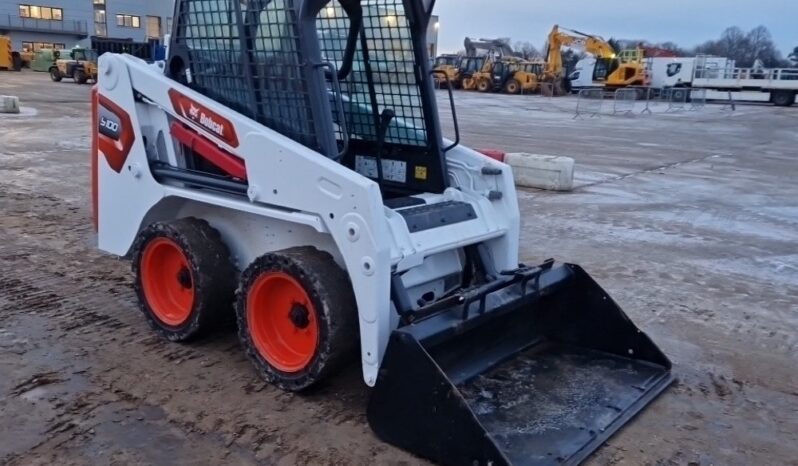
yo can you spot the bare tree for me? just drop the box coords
[790,46,798,65]
[512,41,541,60]
[694,26,785,67]
[745,26,781,67]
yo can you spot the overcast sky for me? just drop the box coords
[432,0,796,56]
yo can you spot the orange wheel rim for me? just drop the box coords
[247,272,319,373]
[140,237,195,326]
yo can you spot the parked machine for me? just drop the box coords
[544,25,649,95]
[0,36,23,71]
[93,1,673,464]
[663,55,798,106]
[457,55,486,90]
[432,54,463,88]
[461,37,513,92]
[50,48,98,84]
[493,58,545,94]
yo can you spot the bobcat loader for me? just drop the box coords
[92,0,673,464]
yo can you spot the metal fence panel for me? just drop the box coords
[665,88,689,112]
[690,89,707,111]
[574,88,604,119]
[613,88,637,115]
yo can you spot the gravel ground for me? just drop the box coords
[1,70,797,466]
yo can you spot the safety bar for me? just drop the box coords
[316,61,350,160]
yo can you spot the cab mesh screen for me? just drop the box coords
[317,0,429,148]
[174,0,320,152]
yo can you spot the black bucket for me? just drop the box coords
[368,263,673,466]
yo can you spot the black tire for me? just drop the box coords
[74,69,88,84]
[504,79,521,95]
[132,218,237,342]
[772,90,795,107]
[236,247,358,392]
[476,78,492,93]
[11,53,22,72]
[671,88,688,102]
[49,68,62,82]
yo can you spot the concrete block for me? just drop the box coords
[505,153,574,191]
[0,95,20,114]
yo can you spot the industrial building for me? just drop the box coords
[1,3,438,58]
[0,0,173,54]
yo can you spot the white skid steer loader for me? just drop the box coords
[92,0,673,464]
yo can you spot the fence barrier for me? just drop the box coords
[613,88,638,115]
[574,88,604,119]
[665,88,689,112]
[689,89,707,111]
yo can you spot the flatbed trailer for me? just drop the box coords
[665,56,798,106]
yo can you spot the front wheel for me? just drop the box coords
[49,68,62,82]
[670,88,688,102]
[504,79,521,95]
[74,69,88,84]
[476,78,492,93]
[236,247,358,392]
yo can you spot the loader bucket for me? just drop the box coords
[368,263,673,466]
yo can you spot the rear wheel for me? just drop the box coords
[133,218,237,342]
[236,247,358,392]
[476,78,492,93]
[772,90,795,107]
[49,68,62,82]
[504,79,521,95]
[74,69,88,84]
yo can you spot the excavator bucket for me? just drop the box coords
[368,263,672,466]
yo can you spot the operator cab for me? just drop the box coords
[167,0,449,198]
[434,55,460,67]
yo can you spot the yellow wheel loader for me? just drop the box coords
[433,54,463,88]
[483,58,545,94]
[92,1,673,464]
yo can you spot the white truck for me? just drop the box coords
[569,56,685,91]
[662,56,798,106]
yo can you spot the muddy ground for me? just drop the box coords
[1,70,797,466]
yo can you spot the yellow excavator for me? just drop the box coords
[544,25,649,96]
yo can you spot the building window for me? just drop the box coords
[146,16,161,39]
[21,41,66,52]
[166,17,173,34]
[95,9,107,36]
[18,4,63,21]
[116,14,140,28]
